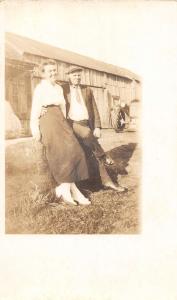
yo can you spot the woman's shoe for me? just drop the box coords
[62,197,78,206]
[55,183,78,206]
[71,183,91,205]
[76,197,91,205]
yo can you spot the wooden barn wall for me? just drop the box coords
[6,54,141,135]
[5,62,32,135]
[26,54,110,127]
[28,54,105,88]
[26,54,136,128]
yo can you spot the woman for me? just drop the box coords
[30,59,90,206]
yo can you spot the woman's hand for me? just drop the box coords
[34,131,41,142]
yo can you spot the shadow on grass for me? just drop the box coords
[78,143,137,193]
[109,142,137,171]
[6,142,139,234]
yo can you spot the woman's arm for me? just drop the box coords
[30,85,43,141]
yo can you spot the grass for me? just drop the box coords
[6,183,139,234]
[5,135,140,234]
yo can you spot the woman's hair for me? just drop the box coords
[40,59,57,73]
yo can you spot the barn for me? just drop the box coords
[5,32,141,136]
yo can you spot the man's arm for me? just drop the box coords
[89,88,101,129]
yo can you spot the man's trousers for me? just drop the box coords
[69,120,112,185]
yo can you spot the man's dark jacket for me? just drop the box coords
[62,83,101,130]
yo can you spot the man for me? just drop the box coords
[62,65,126,192]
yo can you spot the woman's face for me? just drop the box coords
[43,64,57,84]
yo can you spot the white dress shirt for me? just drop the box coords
[30,79,66,137]
[68,85,89,121]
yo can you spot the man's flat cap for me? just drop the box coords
[66,65,83,74]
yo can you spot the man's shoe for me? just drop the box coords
[104,156,114,165]
[115,185,127,192]
[104,181,127,192]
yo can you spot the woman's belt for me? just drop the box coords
[68,119,89,126]
[43,104,59,108]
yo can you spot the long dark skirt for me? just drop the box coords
[39,106,89,184]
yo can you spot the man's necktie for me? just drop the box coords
[74,86,82,103]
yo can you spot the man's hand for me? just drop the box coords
[93,127,101,138]
[40,107,48,117]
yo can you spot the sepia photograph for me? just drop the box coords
[5,4,141,234]
[1,1,177,300]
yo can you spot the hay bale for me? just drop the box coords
[5,101,22,139]
[5,138,55,209]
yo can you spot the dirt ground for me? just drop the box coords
[6,129,141,234]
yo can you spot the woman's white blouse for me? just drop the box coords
[30,80,66,137]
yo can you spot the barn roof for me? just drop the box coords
[5,32,140,81]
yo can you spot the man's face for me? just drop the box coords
[69,71,81,86]
[43,64,57,84]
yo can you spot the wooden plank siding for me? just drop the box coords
[6,54,141,134]
[91,87,109,128]
[6,64,32,135]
